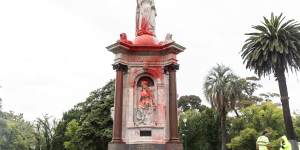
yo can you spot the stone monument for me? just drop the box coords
[107,0,185,149]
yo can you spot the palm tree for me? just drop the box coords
[241,13,300,150]
[203,64,239,150]
[36,114,56,150]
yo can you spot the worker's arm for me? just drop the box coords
[266,144,271,150]
[266,138,270,150]
[256,144,259,150]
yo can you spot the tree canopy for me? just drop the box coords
[52,80,115,150]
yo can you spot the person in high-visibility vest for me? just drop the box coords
[279,135,291,150]
[256,130,270,150]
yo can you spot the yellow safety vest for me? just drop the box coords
[256,135,269,150]
[279,136,291,150]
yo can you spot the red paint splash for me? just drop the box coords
[142,56,164,80]
[128,55,164,81]
[133,34,159,46]
[147,67,163,80]
[137,17,154,36]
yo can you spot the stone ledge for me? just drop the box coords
[108,143,183,150]
[127,125,165,129]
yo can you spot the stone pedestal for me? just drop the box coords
[108,143,127,150]
[108,143,183,150]
[165,143,184,150]
[107,34,185,150]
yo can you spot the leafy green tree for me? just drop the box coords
[63,119,80,150]
[76,79,114,150]
[241,13,300,149]
[228,102,285,150]
[51,80,115,150]
[0,115,8,148]
[52,107,83,150]
[0,111,36,150]
[227,128,258,150]
[179,107,220,150]
[227,77,261,117]
[178,95,204,112]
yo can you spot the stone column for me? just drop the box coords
[111,63,127,143]
[164,64,180,143]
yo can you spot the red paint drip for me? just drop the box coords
[137,17,154,36]
[142,55,164,79]
[147,67,163,80]
[133,34,159,46]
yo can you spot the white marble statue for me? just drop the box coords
[136,0,157,36]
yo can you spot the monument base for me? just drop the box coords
[165,142,183,150]
[107,142,127,150]
[108,142,183,150]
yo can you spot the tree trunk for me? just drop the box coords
[276,68,299,150]
[220,107,227,150]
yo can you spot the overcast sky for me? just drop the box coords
[1,0,300,121]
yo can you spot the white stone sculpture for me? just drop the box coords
[136,0,157,36]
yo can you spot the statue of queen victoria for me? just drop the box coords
[136,0,157,36]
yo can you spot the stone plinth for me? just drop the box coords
[108,143,183,150]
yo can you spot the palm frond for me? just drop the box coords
[241,13,300,77]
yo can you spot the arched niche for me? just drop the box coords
[137,76,154,87]
[133,74,157,126]
[135,74,156,106]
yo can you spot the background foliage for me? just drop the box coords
[1,78,300,150]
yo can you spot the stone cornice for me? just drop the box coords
[106,41,185,55]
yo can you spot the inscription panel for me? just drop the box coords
[140,130,152,136]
